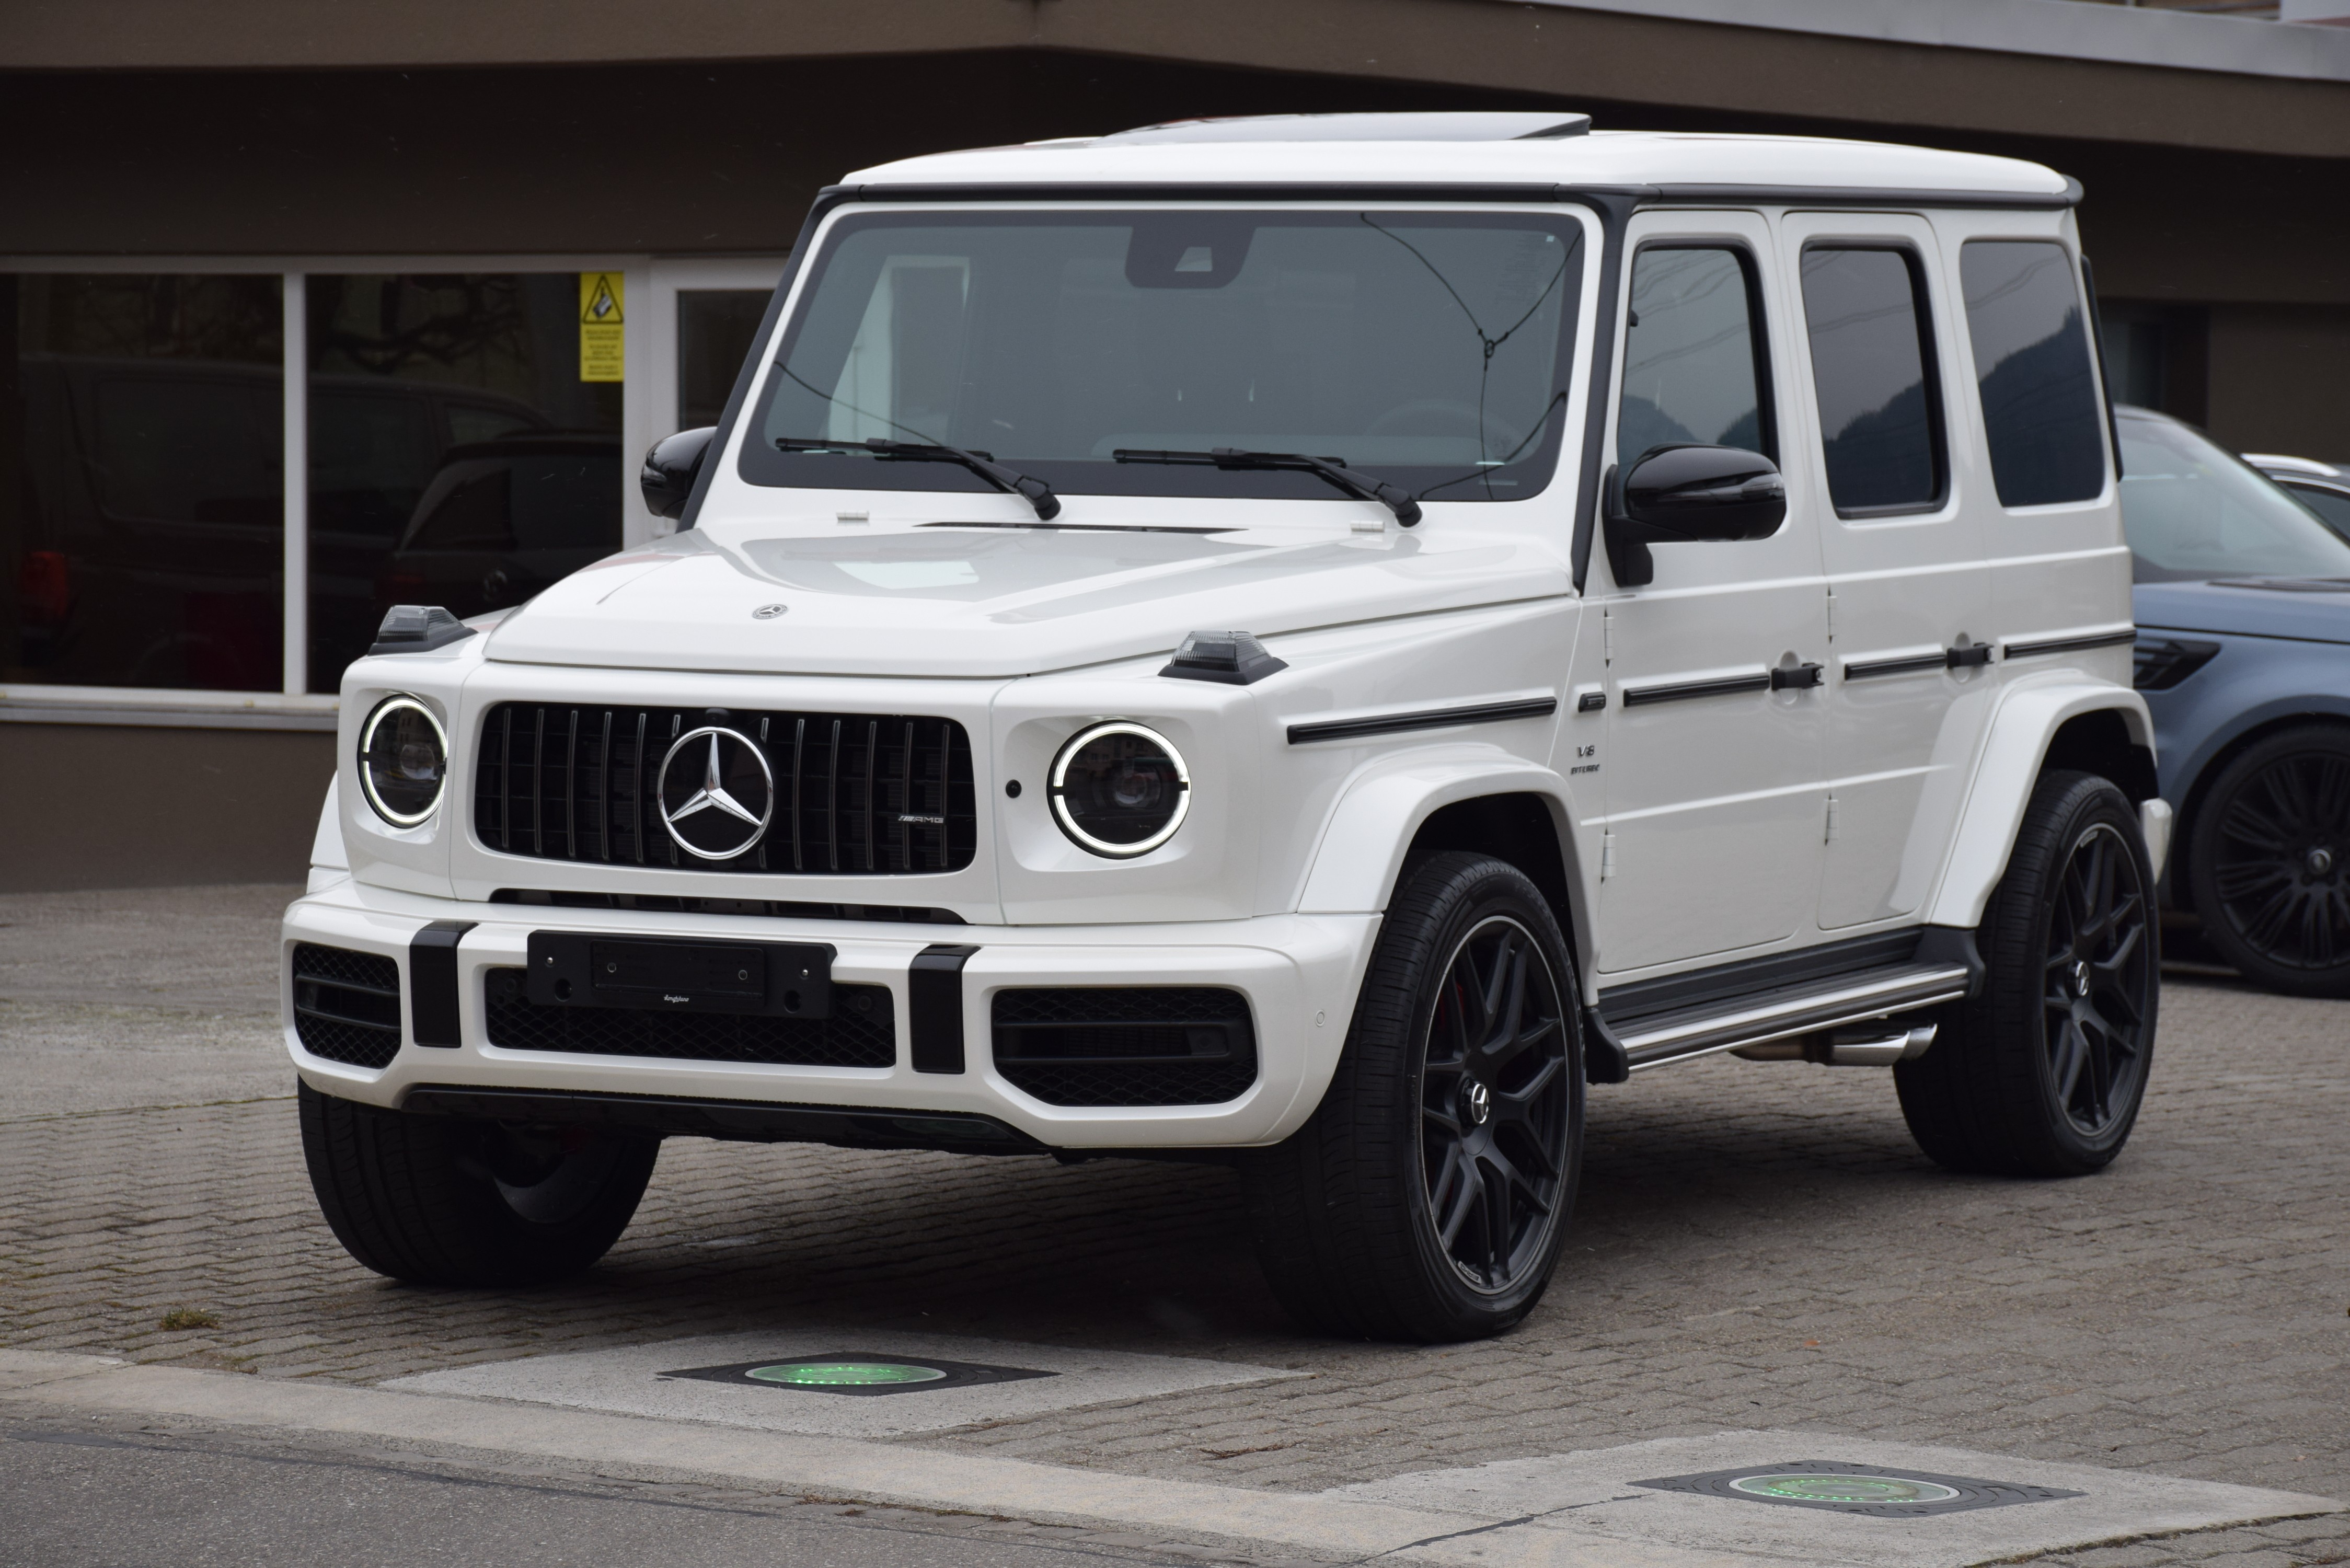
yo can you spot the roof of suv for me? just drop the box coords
[842,113,2076,205]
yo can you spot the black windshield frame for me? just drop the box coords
[738,206,1588,508]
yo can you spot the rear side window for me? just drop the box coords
[1800,247,1944,515]
[1618,245,1772,465]
[1960,241,2105,508]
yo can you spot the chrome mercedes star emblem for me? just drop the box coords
[1464,1081,1492,1126]
[656,727,775,861]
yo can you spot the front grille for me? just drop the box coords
[484,967,895,1068]
[473,704,976,875]
[992,987,1258,1106]
[292,943,402,1069]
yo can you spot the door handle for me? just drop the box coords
[1945,643,1993,668]
[1770,662,1824,690]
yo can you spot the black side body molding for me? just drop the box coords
[2004,629,2138,660]
[1287,697,1558,745]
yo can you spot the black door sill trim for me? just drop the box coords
[2003,628,2137,660]
[1287,697,1557,745]
[399,1085,1044,1156]
[1620,673,1771,707]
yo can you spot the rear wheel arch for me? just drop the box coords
[2043,709,2157,805]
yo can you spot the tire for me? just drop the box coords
[1895,770,2158,1178]
[1242,852,1584,1342]
[2185,723,2350,998]
[299,1081,659,1287]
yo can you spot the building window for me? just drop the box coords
[4,274,284,690]
[678,290,771,429]
[1960,241,2105,508]
[305,274,623,691]
[1799,247,1947,516]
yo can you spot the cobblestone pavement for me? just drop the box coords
[2,890,2346,1565]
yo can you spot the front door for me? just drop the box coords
[1595,212,1830,976]
[1779,214,1994,929]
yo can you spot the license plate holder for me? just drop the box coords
[525,933,834,1018]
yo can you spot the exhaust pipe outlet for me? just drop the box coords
[1822,1022,1938,1066]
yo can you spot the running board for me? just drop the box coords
[1584,940,1978,1083]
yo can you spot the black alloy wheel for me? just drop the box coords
[1896,770,2158,1177]
[2040,822,2154,1139]
[1419,916,1575,1293]
[2187,724,2350,996]
[1242,852,1584,1342]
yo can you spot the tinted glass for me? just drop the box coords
[2282,482,2350,540]
[2118,414,2350,582]
[1801,248,1942,513]
[306,274,621,690]
[1618,247,1768,464]
[2,273,283,691]
[679,290,771,429]
[746,211,1583,504]
[1960,241,2104,508]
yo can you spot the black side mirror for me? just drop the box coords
[641,427,716,522]
[1603,444,1788,587]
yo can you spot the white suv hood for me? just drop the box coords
[483,523,1572,677]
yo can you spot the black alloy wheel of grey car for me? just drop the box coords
[1896,770,2159,1178]
[2184,723,2350,998]
[299,1082,659,1286]
[1243,851,1584,1342]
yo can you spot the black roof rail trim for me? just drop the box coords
[1646,179,2082,211]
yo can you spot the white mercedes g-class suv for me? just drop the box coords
[286,112,2163,1342]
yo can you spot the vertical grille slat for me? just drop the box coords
[475,702,975,877]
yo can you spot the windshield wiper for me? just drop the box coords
[1113,447,1421,527]
[775,436,1060,521]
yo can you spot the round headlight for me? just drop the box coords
[358,695,449,827]
[1049,721,1190,858]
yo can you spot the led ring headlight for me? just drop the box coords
[1049,721,1190,858]
[357,695,450,827]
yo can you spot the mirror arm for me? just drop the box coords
[1600,464,1656,589]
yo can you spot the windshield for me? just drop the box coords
[742,208,1586,507]
[2118,411,2350,583]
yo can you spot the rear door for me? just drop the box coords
[1779,213,1995,930]
[1594,211,1830,975]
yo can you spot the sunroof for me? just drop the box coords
[1100,112,1592,144]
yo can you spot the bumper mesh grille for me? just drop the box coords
[472,704,976,875]
[291,943,402,1069]
[992,987,1258,1106]
[483,967,896,1068]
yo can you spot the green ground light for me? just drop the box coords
[747,1361,949,1388]
[1729,1474,1961,1505]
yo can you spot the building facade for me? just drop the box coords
[5,0,2347,889]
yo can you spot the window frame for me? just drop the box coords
[1797,240,1951,522]
[1614,238,1779,470]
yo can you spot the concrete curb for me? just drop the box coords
[0,1351,1746,1567]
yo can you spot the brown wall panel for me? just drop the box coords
[2206,305,2350,456]
[2,725,332,892]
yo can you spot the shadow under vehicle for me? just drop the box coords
[2122,406,2350,996]
[373,435,622,625]
[11,352,549,691]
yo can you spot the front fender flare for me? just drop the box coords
[1923,679,2154,930]
[1295,746,1582,917]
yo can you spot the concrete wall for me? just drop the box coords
[2208,305,2350,458]
[3,725,332,892]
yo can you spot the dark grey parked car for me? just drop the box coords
[2242,452,2350,541]
[2123,406,2350,995]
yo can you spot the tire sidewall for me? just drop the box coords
[2005,776,2160,1167]
[2186,724,2350,997]
[1373,856,1584,1334]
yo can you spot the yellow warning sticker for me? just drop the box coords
[579,272,624,383]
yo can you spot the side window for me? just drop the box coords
[1618,246,1771,465]
[1960,240,2106,508]
[1800,247,1944,515]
